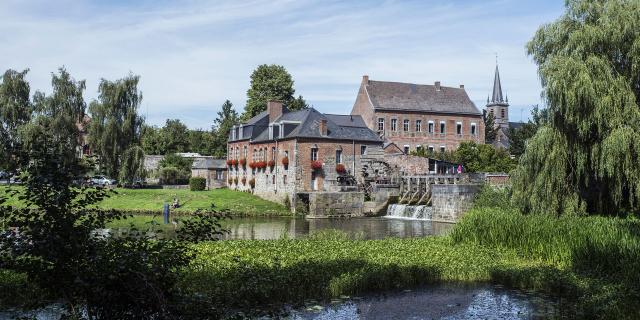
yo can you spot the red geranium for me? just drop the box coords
[239,158,246,166]
[226,159,233,166]
[248,161,256,169]
[282,157,289,166]
[336,163,346,174]
[231,159,238,166]
[258,161,267,169]
[311,160,323,170]
[267,160,275,167]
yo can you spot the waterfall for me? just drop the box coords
[385,204,433,220]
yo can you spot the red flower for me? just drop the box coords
[267,160,275,167]
[282,157,289,166]
[259,161,267,169]
[311,161,323,170]
[226,159,233,166]
[239,158,246,166]
[231,159,238,166]
[336,163,346,174]
[248,161,256,169]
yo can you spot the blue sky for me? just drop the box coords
[0,0,565,129]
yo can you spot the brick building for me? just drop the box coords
[351,76,485,154]
[227,101,383,205]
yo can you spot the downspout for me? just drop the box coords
[275,138,278,193]
[352,140,356,176]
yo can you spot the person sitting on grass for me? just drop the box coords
[172,197,180,209]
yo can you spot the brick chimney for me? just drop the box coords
[459,84,465,89]
[435,81,441,91]
[362,75,369,85]
[319,119,328,136]
[267,101,283,123]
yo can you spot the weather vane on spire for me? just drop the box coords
[495,52,498,65]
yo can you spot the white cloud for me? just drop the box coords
[0,0,564,128]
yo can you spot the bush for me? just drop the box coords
[189,177,207,191]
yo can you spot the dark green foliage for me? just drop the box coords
[411,141,516,173]
[159,153,192,185]
[140,119,214,156]
[161,119,190,154]
[243,64,307,120]
[211,100,239,158]
[483,110,498,143]
[88,74,144,178]
[188,129,215,156]
[514,0,640,215]
[140,124,163,154]
[0,69,32,172]
[189,177,206,191]
[507,106,549,158]
[118,145,146,186]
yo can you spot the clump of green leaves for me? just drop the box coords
[513,0,640,215]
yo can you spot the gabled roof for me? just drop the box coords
[487,64,508,107]
[364,80,482,115]
[243,107,382,144]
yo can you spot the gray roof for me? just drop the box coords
[487,65,508,107]
[365,80,482,115]
[191,157,227,169]
[244,107,382,144]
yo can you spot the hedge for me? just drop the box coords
[189,177,207,191]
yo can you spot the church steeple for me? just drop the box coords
[491,64,504,104]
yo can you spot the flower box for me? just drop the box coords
[267,160,275,168]
[239,158,246,166]
[336,164,346,174]
[311,161,323,170]
[281,157,289,166]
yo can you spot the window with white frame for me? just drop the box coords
[311,147,318,161]
[403,119,409,132]
[336,149,342,164]
[391,119,397,131]
[471,123,477,135]
[428,145,434,153]
[360,145,367,155]
[416,145,423,153]
[428,121,434,133]
[440,121,446,134]
[456,122,462,135]
[440,146,446,153]
[271,147,276,161]
[377,118,384,131]
[403,145,410,154]
[415,120,422,132]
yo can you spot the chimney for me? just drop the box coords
[459,84,465,89]
[267,100,283,123]
[435,81,441,91]
[362,75,369,85]
[319,119,328,136]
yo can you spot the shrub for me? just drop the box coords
[249,178,255,188]
[189,177,207,191]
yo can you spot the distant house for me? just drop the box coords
[227,101,383,204]
[191,157,227,189]
[351,75,485,154]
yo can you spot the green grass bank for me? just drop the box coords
[1,187,290,216]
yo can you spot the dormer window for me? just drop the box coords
[239,125,244,139]
[268,125,274,140]
[231,125,236,140]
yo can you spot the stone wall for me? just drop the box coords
[307,192,365,218]
[384,154,430,175]
[191,168,227,190]
[430,184,481,222]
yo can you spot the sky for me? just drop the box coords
[0,0,565,129]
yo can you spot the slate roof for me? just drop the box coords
[192,157,227,169]
[235,107,382,144]
[364,80,482,115]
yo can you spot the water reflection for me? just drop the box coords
[222,217,454,240]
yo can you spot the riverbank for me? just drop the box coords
[2,189,639,318]
[0,187,291,216]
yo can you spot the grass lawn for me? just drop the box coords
[1,187,290,216]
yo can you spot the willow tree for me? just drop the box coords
[512,0,640,215]
[89,74,144,178]
[0,69,32,172]
[118,145,146,185]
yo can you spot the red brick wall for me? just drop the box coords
[374,110,485,152]
[350,77,376,130]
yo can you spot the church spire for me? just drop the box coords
[491,64,504,103]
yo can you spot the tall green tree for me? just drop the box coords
[0,69,32,172]
[161,119,190,154]
[483,110,498,143]
[119,145,146,185]
[243,64,307,120]
[88,74,144,178]
[513,0,640,215]
[212,100,239,158]
[140,124,163,155]
[27,68,86,168]
[188,129,214,156]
